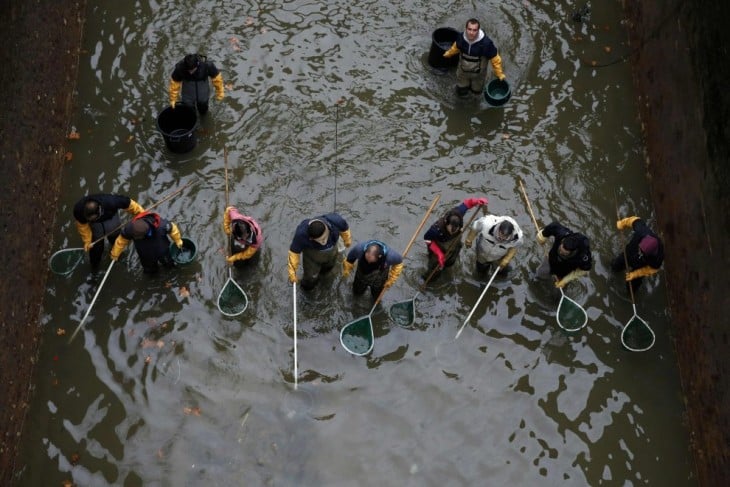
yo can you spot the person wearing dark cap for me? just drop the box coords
[536,221,592,288]
[288,213,353,290]
[73,193,146,268]
[423,197,488,279]
[442,18,506,97]
[110,211,184,274]
[464,213,524,275]
[223,206,263,267]
[612,216,664,292]
[168,53,225,115]
[343,240,404,300]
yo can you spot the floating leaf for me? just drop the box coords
[604,46,612,53]
[144,356,152,364]
[65,152,73,161]
[179,286,190,298]
[70,453,80,465]
[245,16,255,26]
[183,407,202,416]
[68,130,80,140]
[56,328,66,336]
[125,135,134,143]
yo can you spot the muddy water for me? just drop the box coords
[17,0,695,485]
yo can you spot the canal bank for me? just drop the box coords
[0,0,727,484]
[624,0,730,484]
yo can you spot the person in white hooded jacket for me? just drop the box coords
[464,214,523,275]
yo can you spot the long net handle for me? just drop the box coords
[369,194,441,311]
[518,179,541,234]
[68,260,115,343]
[293,282,298,390]
[614,192,637,305]
[224,148,231,260]
[89,179,196,246]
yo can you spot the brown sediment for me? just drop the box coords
[624,0,730,484]
[0,0,87,483]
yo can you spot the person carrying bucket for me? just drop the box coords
[536,221,592,288]
[443,18,506,97]
[342,240,404,300]
[423,197,488,279]
[612,216,664,293]
[168,53,225,115]
[223,206,263,267]
[464,213,524,276]
[110,211,184,274]
[73,194,146,269]
[287,213,352,291]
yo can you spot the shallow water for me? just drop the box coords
[18,0,695,485]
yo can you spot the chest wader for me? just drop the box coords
[456,54,488,93]
[88,213,122,267]
[181,78,211,115]
[133,226,173,274]
[427,237,462,278]
[301,246,338,290]
[353,266,388,299]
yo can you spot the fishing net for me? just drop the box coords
[217,271,248,316]
[340,317,374,356]
[557,291,588,332]
[621,315,655,352]
[389,299,416,327]
[49,248,85,275]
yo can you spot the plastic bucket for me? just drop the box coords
[169,238,197,265]
[427,27,460,71]
[483,79,512,107]
[156,105,198,153]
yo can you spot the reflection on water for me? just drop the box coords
[19,0,694,485]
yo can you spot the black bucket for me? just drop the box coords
[156,105,198,153]
[427,27,460,71]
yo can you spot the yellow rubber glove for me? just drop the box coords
[340,229,352,248]
[76,221,93,251]
[125,199,145,216]
[227,246,257,264]
[288,251,300,283]
[490,54,506,81]
[384,263,404,289]
[342,260,354,278]
[464,228,478,249]
[223,206,234,235]
[626,266,659,281]
[536,229,547,245]
[212,73,225,101]
[499,247,517,268]
[555,269,589,288]
[616,216,640,231]
[169,223,183,248]
[443,42,460,58]
[169,79,182,108]
[110,235,130,260]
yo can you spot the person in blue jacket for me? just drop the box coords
[343,240,404,300]
[443,18,506,97]
[288,213,353,290]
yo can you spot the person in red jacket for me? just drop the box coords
[423,197,488,279]
[223,206,264,267]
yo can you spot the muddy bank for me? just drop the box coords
[625,0,730,484]
[0,0,86,483]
